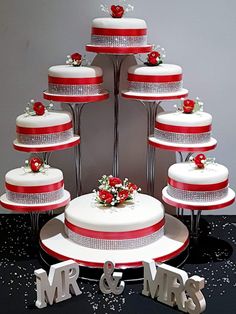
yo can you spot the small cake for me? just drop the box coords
[167,155,229,202]
[154,98,213,144]
[4,158,65,204]
[89,5,148,47]
[64,176,165,250]
[48,57,103,96]
[16,101,74,145]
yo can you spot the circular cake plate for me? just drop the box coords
[148,136,217,152]
[121,89,188,101]
[40,213,189,272]
[43,90,109,103]
[13,136,80,153]
[162,187,235,211]
[86,44,153,55]
[0,190,70,213]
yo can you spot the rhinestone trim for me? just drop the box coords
[128,81,183,93]
[91,35,147,47]
[154,129,211,144]
[167,185,228,202]
[48,83,102,95]
[65,226,164,250]
[17,129,74,145]
[6,188,64,204]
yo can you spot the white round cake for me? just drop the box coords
[154,110,212,144]
[48,65,103,96]
[127,64,183,94]
[5,167,64,204]
[90,17,148,47]
[64,193,165,250]
[16,111,74,145]
[167,161,229,202]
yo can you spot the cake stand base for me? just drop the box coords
[39,213,189,281]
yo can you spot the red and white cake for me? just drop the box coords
[16,110,74,146]
[4,165,65,205]
[64,193,165,250]
[166,159,229,202]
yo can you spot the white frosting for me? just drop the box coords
[65,193,164,232]
[5,168,63,187]
[157,111,212,127]
[16,111,71,128]
[128,64,182,76]
[48,65,103,78]
[168,162,229,185]
[92,18,147,29]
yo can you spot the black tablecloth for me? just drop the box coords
[0,214,235,314]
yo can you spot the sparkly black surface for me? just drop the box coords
[0,214,235,314]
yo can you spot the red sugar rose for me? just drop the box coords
[99,190,113,204]
[183,99,195,114]
[29,157,43,172]
[33,102,45,116]
[128,182,138,192]
[147,51,160,65]
[111,5,125,18]
[70,53,82,62]
[118,190,129,203]
[109,177,122,187]
[194,154,206,169]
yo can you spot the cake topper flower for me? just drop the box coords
[22,158,50,173]
[94,175,140,206]
[25,99,53,117]
[190,154,215,169]
[174,97,204,114]
[136,45,166,66]
[66,52,90,67]
[100,1,134,18]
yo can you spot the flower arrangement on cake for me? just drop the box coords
[100,1,134,18]
[94,175,140,206]
[175,97,204,114]
[25,99,53,116]
[23,157,50,173]
[190,153,215,169]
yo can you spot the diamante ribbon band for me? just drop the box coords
[128,73,183,83]
[91,35,147,47]
[91,28,147,36]
[154,129,211,144]
[65,218,165,240]
[48,76,103,85]
[155,122,212,134]
[168,178,228,191]
[16,121,73,135]
[128,81,182,94]
[6,180,64,193]
[167,185,228,202]
[48,83,102,95]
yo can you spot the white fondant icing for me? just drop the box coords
[48,65,103,78]
[168,162,229,185]
[16,112,71,128]
[5,168,63,187]
[156,111,212,127]
[65,193,164,232]
[128,64,182,76]
[92,18,147,29]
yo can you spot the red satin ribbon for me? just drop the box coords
[168,177,228,191]
[48,76,103,85]
[16,121,73,135]
[86,45,152,54]
[5,180,64,193]
[156,122,212,134]
[65,218,165,240]
[92,27,147,36]
[128,73,182,83]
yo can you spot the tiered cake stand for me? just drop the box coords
[43,91,109,196]
[86,44,152,176]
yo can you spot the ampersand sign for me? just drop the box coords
[99,261,125,295]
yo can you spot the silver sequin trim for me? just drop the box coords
[6,188,64,204]
[154,129,211,144]
[91,35,147,47]
[65,226,164,250]
[128,81,183,93]
[17,129,73,145]
[167,185,228,202]
[48,83,102,95]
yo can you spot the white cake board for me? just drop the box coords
[149,136,217,152]
[40,213,189,270]
[13,136,80,153]
[0,190,70,213]
[121,89,188,101]
[162,187,235,211]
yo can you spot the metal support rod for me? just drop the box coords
[110,55,126,177]
[190,209,202,238]
[29,212,40,240]
[66,103,85,196]
[42,152,52,165]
